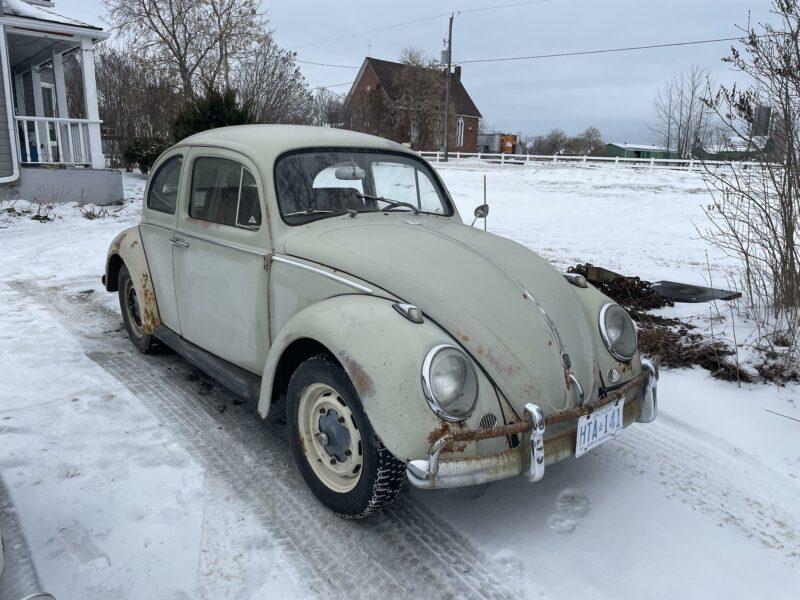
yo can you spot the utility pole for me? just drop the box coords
[441,13,454,162]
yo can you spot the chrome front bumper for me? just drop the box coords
[407,359,659,489]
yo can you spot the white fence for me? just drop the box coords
[15,116,99,166]
[418,151,766,171]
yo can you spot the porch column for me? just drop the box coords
[52,52,69,118]
[30,65,44,117]
[13,73,24,115]
[79,37,105,169]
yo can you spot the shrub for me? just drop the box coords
[123,137,170,174]
[171,87,255,142]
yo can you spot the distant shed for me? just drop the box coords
[605,143,676,159]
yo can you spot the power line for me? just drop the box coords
[315,81,355,90]
[289,0,552,50]
[296,59,360,69]
[456,35,747,65]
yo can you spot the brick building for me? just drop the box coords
[343,57,482,153]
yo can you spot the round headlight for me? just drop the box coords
[599,303,637,361]
[422,345,479,421]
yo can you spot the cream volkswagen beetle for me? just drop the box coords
[103,125,658,519]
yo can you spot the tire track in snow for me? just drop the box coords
[0,477,42,600]
[13,280,521,600]
[593,417,800,567]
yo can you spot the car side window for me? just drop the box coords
[147,155,183,214]
[189,157,261,229]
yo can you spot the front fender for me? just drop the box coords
[258,295,510,462]
[103,226,161,334]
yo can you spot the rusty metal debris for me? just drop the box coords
[567,263,673,312]
[567,263,741,310]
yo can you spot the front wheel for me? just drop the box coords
[287,355,405,519]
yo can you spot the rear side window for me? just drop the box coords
[190,157,261,229]
[147,156,183,214]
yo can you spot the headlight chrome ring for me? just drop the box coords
[599,303,638,362]
[422,344,479,422]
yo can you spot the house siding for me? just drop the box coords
[0,58,15,178]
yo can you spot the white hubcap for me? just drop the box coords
[298,383,364,493]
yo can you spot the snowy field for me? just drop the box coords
[0,163,798,599]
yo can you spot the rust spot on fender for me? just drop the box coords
[139,272,160,334]
[130,240,139,249]
[339,353,375,398]
[111,231,128,253]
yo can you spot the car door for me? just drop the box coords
[139,151,186,334]
[171,147,271,374]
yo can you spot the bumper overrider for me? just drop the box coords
[407,358,659,489]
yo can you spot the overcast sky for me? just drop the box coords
[69,0,776,143]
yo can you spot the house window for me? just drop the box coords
[456,117,465,148]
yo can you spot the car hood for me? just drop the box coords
[283,216,599,416]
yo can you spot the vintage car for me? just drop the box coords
[103,125,658,519]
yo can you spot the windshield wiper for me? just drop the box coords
[284,208,357,218]
[356,192,420,214]
[284,208,334,217]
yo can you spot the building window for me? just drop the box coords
[456,117,465,148]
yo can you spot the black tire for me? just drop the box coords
[117,264,155,353]
[287,355,405,519]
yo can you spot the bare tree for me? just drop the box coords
[391,48,451,150]
[398,46,430,67]
[93,44,181,165]
[308,88,344,127]
[530,129,568,155]
[232,34,314,124]
[565,127,605,156]
[700,0,800,372]
[103,0,267,97]
[652,66,717,158]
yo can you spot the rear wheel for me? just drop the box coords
[118,264,154,353]
[287,355,405,519]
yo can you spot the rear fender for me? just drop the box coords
[258,294,509,462]
[103,226,161,334]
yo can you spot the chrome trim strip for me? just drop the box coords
[271,255,373,293]
[178,230,268,257]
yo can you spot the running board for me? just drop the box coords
[153,325,262,400]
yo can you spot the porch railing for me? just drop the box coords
[14,116,100,166]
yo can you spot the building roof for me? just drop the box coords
[354,57,482,118]
[607,142,672,152]
[1,0,103,31]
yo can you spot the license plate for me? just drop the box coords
[575,399,624,458]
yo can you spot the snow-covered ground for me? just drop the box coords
[0,163,797,600]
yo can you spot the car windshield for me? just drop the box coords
[275,149,453,224]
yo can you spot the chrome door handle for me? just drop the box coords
[170,237,189,248]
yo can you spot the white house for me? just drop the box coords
[0,0,122,204]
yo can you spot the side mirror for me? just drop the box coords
[473,204,489,219]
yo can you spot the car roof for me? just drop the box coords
[176,125,412,166]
